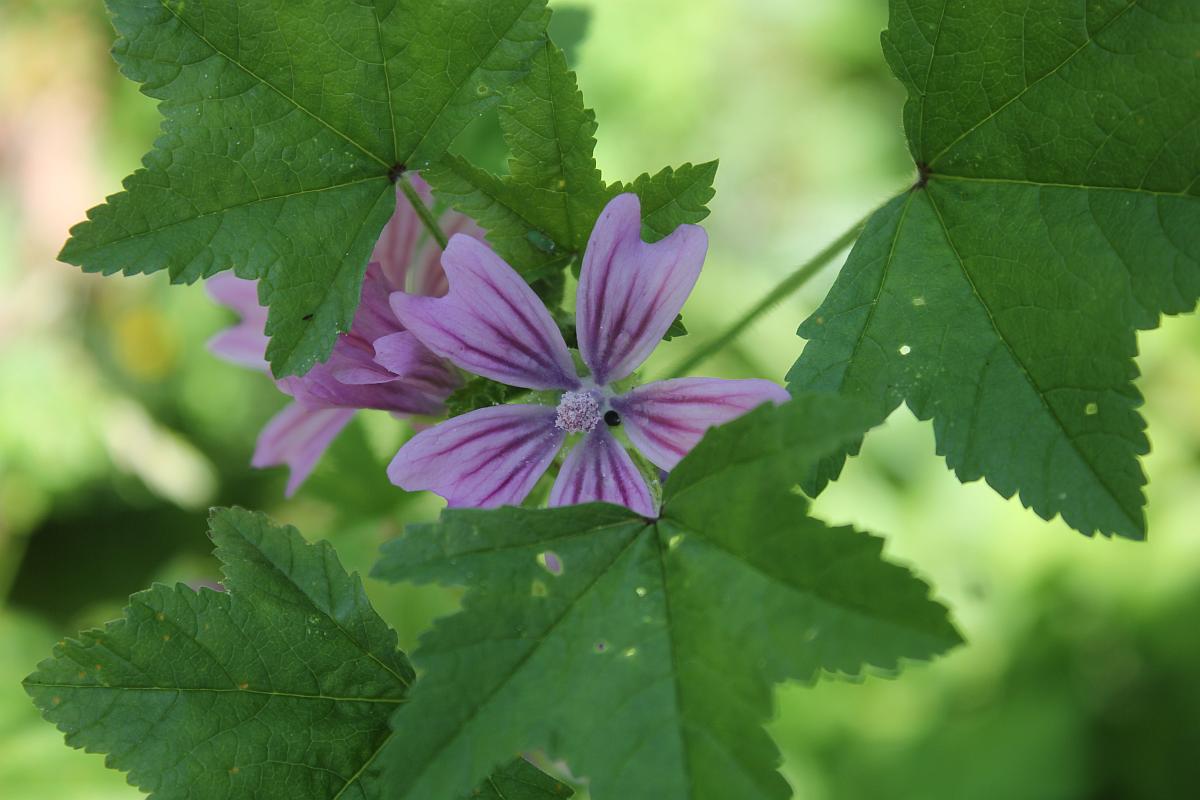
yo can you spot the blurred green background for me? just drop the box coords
[1,1,1198,798]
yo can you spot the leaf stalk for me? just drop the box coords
[398,175,449,250]
[664,212,869,378]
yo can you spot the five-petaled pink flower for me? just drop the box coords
[388,192,789,516]
[207,178,478,495]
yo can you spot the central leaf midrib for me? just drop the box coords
[399,522,648,793]
[926,0,1141,168]
[25,680,404,704]
[158,0,393,169]
[64,177,389,256]
[653,524,696,800]
[923,189,1142,531]
[544,39,579,248]
[229,533,413,689]
[371,2,400,164]
[680,523,954,647]
[932,173,1194,198]
[401,1,544,163]
[332,731,392,800]
[840,192,914,394]
[390,517,643,571]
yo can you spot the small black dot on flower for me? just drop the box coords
[604,410,621,427]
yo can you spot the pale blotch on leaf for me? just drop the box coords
[623,647,638,658]
[912,296,926,307]
[898,344,912,356]
[634,586,647,597]
[531,579,548,597]
[667,534,684,550]
[1085,402,1099,416]
[537,550,564,576]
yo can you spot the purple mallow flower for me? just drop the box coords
[387,193,789,516]
[207,179,479,495]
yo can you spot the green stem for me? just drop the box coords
[663,212,868,378]
[398,176,448,249]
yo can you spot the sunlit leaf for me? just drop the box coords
[60,0,551,377]
[373,395,960,799]
[24,508,568,800]
[790,0,1200,537]
[425,41,717,279]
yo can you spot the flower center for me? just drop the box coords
[555,390,602,433]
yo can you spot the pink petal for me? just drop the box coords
[549,427,656,517]
[252,403,355,496]
[347,261,406,345]
[205,273,269,371]
[612,378,791,471]
[206,273,266,321]
[207,325,269,372]
[388,404,564,508]
[372,186,427,291]
[278,343,448,416]
[408,209,485,298]
[390,235,579,391]
[576,193,708,385]
[372,175,483,297]
[327,338,399,386]
[371,331,461,395]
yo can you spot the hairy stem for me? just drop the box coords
[398,176,449,249]
[664,213,868,378]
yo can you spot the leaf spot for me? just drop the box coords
[1084,402,1099,416]
[593,640,608,654]
[537,550,563,576]
[898,344,912,356]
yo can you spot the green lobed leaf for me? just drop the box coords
[473,759,574,800]
[60,0,551,377]
[623,162,720,244]
[663,314,689,342]
[789,0,1200,538]
[444,376,531,418]
[424,40,718,278]
[23,508,570,800]
[372,394,960,800]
